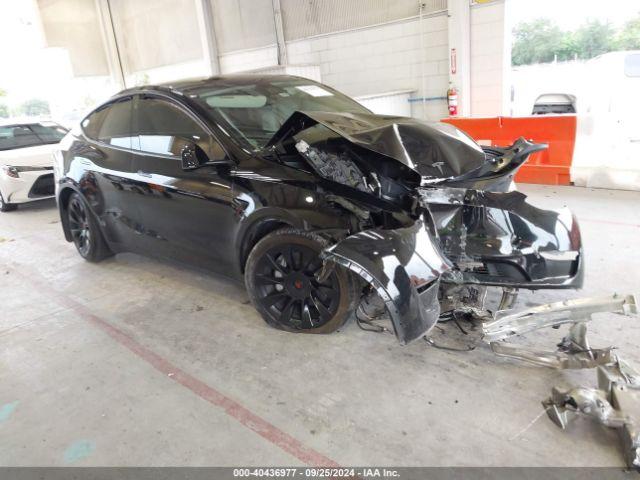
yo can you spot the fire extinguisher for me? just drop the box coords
[447,85,458,117]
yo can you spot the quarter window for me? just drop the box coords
[82,97,136,149]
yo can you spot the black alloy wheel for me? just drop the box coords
[66,193,112,262]
[245,229,356,334]
[68,195,92,257]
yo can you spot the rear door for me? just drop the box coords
[127,93,237,272]
[77,97,140,250]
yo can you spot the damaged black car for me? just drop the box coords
[54,75,583,344]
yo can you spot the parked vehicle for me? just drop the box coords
[572,50,640,190]
[531,93,576,115]
[0,120,68,211]
[54,75,583,343]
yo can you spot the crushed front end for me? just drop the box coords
[266,111,585,344]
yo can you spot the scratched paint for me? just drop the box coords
[63,440,95,464]
[0,401,18,423]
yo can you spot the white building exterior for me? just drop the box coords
[22,0,511,122]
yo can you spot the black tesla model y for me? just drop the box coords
[54,75,583,344]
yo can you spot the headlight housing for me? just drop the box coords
[1,166,20,178]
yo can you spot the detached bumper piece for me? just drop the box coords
[322,221,451,344]
[420,187,584,290]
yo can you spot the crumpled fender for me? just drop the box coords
[321,220,452,344]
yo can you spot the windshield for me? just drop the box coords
[0,123,68,151]
[191,78,370,150]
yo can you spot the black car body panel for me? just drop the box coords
[54,75,585,344]
[323,221,452,344]
[420,187,584,289]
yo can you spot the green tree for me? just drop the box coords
[616,16,640,50]
[18,98,50,116]
[572,19,616,59]
[512,18,565,66]
[0,104,8,118]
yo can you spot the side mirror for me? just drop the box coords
[181,142,233,171]
[181,143,200,170]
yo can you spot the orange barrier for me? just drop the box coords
[442,115,577,185]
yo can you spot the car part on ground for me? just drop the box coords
[484,294,637,368]
[437,293,639,471]
[355,291,640,470]
[544,357,640,471]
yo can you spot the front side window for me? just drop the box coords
[190,78,371,150]
[133,96,211,157]
[0,123,67,151]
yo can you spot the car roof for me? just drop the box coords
[0,117,64,128]
[118,74,312,97]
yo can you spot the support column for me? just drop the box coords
[94,0,126,89]
[195,0,221,76]
[447,0,471,116]
[271,0,287,66]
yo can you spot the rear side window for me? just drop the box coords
[0,125,42,150]
[81,106,109,139]
[0,123,67,151]
[82,97,135,149]
[29,123,68,142]
[133,96,209,156]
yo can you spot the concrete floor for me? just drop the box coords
[1,184,639,467]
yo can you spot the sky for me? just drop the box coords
[508,0,640,30]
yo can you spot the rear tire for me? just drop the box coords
[245,228,357,334]
[0,192,17,212]
[67,193,113,262]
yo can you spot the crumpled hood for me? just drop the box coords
[267,111,488,180]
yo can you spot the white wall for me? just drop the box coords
[470,0,509,116]
[29,0,512,122]
[219,45,279,73]
[220,14,450,120]
[289,15,450,120]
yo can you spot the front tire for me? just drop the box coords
[245,228,356,334]
[67,193,112,262]
[0,192,17,212]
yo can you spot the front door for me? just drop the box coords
[127,94,237,273]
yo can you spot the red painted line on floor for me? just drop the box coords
[580,218,640,228]
[11,266,340,468]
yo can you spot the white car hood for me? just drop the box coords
[0,143,57,168]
